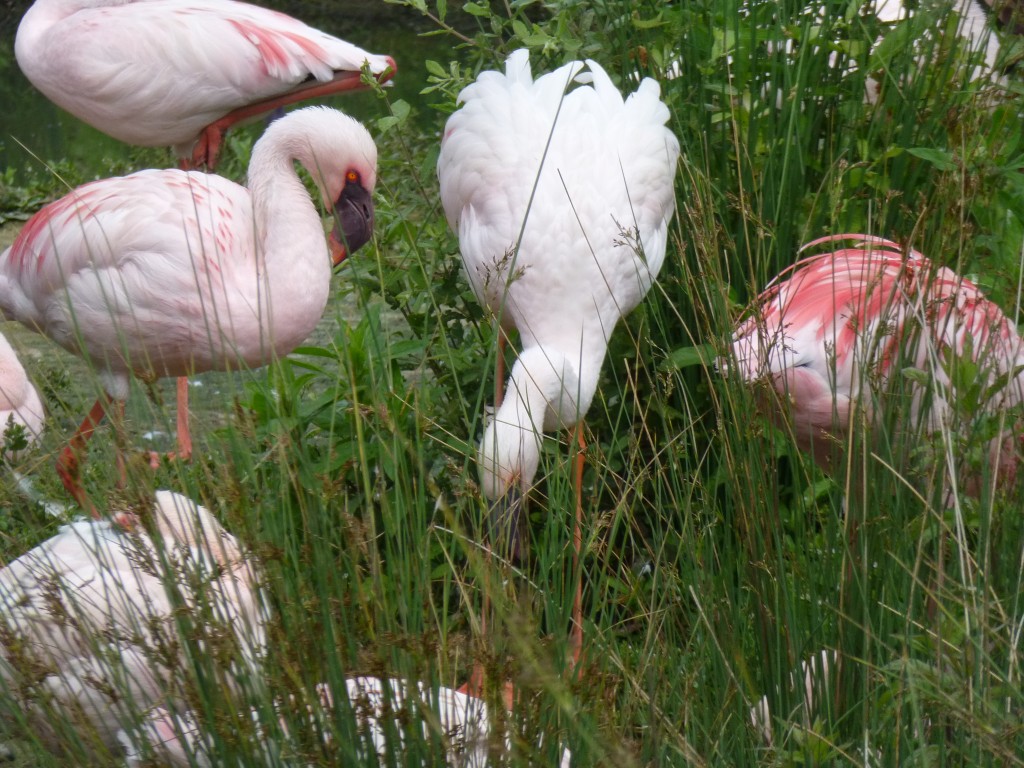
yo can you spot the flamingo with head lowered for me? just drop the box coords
[15,0,396,170]
[729,234,1024,498]
[437,49,679,693]
[0,106,377,512]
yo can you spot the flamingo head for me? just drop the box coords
[478,412,542,562]
[328,172,375,265]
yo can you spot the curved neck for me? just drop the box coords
[480,346,589,498]
[242,127,333,352]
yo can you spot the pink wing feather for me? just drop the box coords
[730,235,1024,481]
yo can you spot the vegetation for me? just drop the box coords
[3,0,1024,764]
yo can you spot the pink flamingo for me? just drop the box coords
[15,0,396,170]
[15,0,394,461]
[438,49,679,695]
[729,234,1024,495]
[0,330,44,460]
[0,106,377,511]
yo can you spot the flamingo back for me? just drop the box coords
[15,0,392,153]
[730,235,1024,480]
[438,49,679,355]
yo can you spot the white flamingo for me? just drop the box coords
[15,0,395,170]
[437,49,679,689]
[0,106,377,511]
[0,330,44,460]
[120,678,572,767]
[0,489,264,760]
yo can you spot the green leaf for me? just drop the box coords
[904,147,957,171]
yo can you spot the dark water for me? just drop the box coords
[0,2,459,182]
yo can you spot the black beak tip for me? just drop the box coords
[488,487,524,563]
[332,183,374,259]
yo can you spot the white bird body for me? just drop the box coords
[867,0,1004,101]
[15,0,393,159]
[0,490,263,757]
[730,235,1024,487]
[121,677,571,767]
[0,331,44,456]
[438,50,679,498]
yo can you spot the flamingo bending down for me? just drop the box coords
[0,106,377,511]
[0,330,44,459]
[729,234,1024,494]
[120,678,572,767]
[437,49,679,686]
[0,489,264,760]
[15,0,396,170]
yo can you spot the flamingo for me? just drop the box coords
[0,330,44,459]
[729,234,1024,496]
[437,49,679,690]
[0,489,263,760]
[15,0,396,170]
[0,105,377,511]
[866,0,1006,102]
[15,0,394,462]
[120,679,572,767]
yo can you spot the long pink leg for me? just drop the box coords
[570,423,585,667]
[146,377,193,468]
[56,396,113,517]
[460,333,511,705]
[176,377,193,460]
[189,60,397,169]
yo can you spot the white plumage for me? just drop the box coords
[16,0,394,164]
[120,678,572,767]
[0,489,264,759]
[438,49,679,504]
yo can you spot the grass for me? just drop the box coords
[3,0,1024,765]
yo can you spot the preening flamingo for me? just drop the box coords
[437,49,679,685]
[0,489,263,760]
[0,330,44,459]
[120,678,572,767]
[0,106,377,511]
[729,234,1024,495]
[15,0,396,170]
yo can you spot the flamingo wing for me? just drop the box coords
[0,170,254,379]
[16,0,391,150]
[730,236,1024,466]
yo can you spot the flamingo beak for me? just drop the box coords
[330,181,374,265]
[488,485,524,563]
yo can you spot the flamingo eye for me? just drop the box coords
[346,170,360,184]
